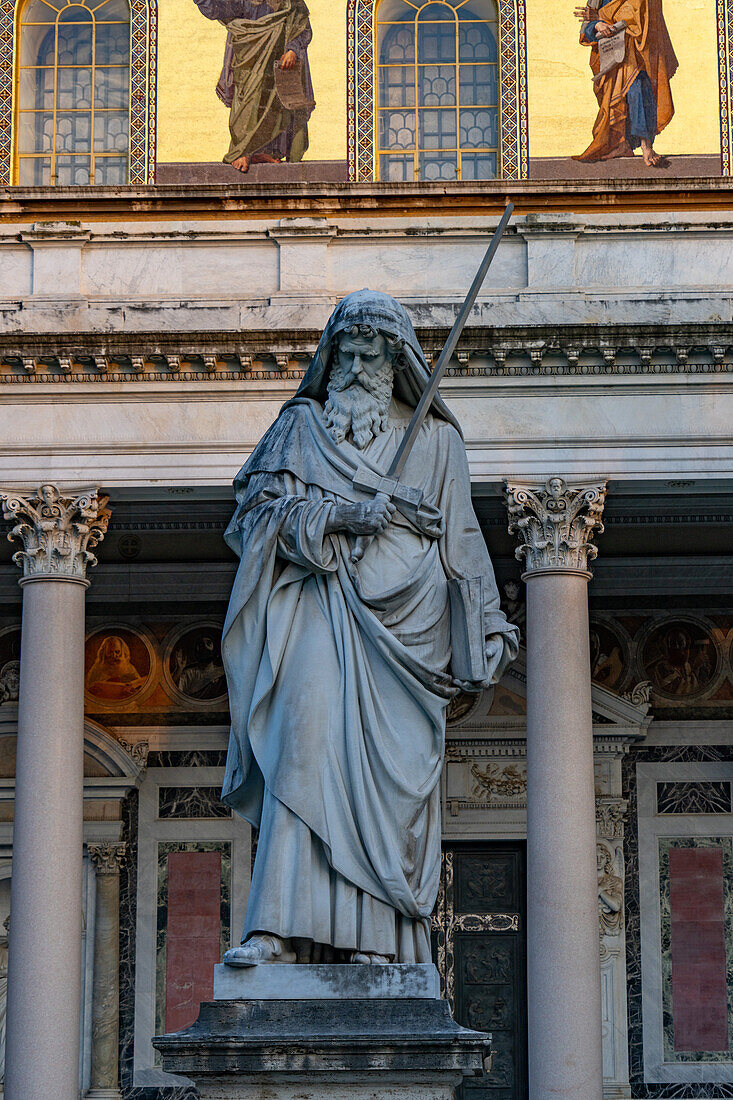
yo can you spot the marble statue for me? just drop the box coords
[220,290,519,966]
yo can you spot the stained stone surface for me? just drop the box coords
[154,994,489,1100]
[213,962,442,1001]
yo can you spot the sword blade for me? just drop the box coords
[386,202,514,480]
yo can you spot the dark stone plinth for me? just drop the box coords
[154,997,490,1099]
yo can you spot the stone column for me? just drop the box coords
[505,477,607,1100]
[87,842,126,1100]
[0,485,110,1100]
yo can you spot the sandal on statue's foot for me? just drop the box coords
[223,934,296,967]
[350,950,390,964]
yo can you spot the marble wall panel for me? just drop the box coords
[623,745,733,1098]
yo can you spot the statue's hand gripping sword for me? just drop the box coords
[350,202,514,564]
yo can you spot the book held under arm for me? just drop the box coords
[448,576,488,686]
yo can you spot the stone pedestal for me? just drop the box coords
[154,964,489,1100]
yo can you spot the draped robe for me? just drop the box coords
[220,291,518,961]
[194,0,315,164]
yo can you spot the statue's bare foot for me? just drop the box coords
[231,155,250,173]
[250,153,280,165]
[224,933,296,967]
[350,951,390,964]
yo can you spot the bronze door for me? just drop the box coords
[433,843,528,1100]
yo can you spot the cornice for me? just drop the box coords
[0,323,732,383]
[1,178,733,220]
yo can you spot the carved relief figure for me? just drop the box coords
[0,663,18,706]
[0,629,21,707]
[470,761,527,800]
[501,579,525,631]
[193,0,315,174]
[220,290,519,966]
[597,843,623,936]
[642,622,716,697]
[573,0,677,167]
[85,635,145,701]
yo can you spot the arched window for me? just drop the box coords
[375,0,498,181]
[16,0,131,185]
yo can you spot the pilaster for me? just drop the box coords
[87,842,126,1100]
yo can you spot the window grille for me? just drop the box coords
[16,0,131,186]
[375,0,499,181]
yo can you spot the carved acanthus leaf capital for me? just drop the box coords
[0,484,110,582]
[505,477,607,575]
[87,841,127,875]
[596,797,628,840]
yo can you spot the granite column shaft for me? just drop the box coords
[506,477,607,1100]
[0,485,109,1100]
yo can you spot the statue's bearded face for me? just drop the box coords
[324,327,395,450]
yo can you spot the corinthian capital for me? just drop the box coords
[0,484,110,583]
[87,842,127,876]
[504,477,607,576]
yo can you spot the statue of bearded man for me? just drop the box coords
[221,291,519,966]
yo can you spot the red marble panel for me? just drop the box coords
[670,847,728,1053]
[165,851,222,1033]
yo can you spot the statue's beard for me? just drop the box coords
[324,360,394,449]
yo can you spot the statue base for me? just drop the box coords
[153,964,490,1100]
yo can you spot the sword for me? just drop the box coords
[350,202,514,563]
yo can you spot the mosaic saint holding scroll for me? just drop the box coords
[194,0,315,173]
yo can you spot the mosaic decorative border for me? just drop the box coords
[623,745,733,1098]
[346,0,528,182]
[718,0,731,175]
[0,0,157,185]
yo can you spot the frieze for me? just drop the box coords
[1,325,733,382]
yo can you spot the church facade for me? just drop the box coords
[0,2,731,1099]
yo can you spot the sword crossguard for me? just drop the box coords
[350,466,424,564]
[352,465,423,509]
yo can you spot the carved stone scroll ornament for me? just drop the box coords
[622,680,653,711]
[504,477,608,575]
[595,797,628,840]
[117,737,150,771]
[0,484,111,582]
[87,842,127,876]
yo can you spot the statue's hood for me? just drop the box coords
[295,290,462,434]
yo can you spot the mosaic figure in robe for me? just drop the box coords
[573,0,677,166]
[193,0,315,173]
[220,291,519,966]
